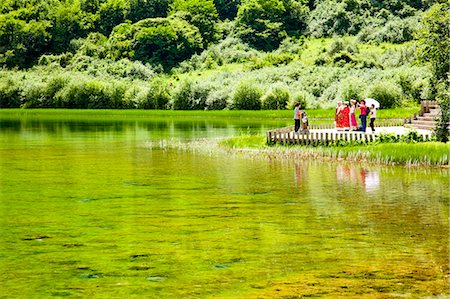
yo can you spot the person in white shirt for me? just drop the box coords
[369,104,376,133]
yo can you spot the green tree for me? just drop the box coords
[49,1,95,53]
[416,2,450,142]
[416,3,450,86]
[235,0,286,51]
[169,0,219,47]
[126,0,171,22]
[0,14,51,67]
[214,0,241,20]
[108,16,202,69]
[98,0,127,35]
[307,0,364,37]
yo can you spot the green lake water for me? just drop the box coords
[0,112,449,298]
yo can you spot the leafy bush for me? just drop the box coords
[358,16,419,44]
[307,0,363,38]
[54,79,128,109]
[262,86,290,109]
[0,78,21,108]
[288,90,314,109]
[138,78,170,109]
[205,87,229,110]
[21,81,46,108]
[171,80,210,110]
[338,77,366,101]
[368,81,402,108]
[232,81,262,110]
[108,15,203,69]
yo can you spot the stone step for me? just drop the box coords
[416,116,438,121]
[410,120,438,125]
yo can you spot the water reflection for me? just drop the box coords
[0,116,284,141]
[335,164,380,192]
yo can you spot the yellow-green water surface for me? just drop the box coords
[0,112,448,298]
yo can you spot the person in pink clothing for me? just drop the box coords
[357,99,368,132]
[349,99,358,131]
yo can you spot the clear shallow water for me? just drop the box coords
[0,114,449,298]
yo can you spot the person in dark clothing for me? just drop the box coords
[294,103,300,132]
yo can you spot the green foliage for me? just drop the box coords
[205,88,229,110]
[177,36,260,71]
[307,0,364,37]
[434,83,450,143]
[109,16,203,69]
[0,14,51,67]
[376,130,429,144]
[127,0,171,23]
[138,77,170,109]
[49,1,95,53]
[171,79,210,110]
[358,16,419,44]
[235,0,287,51]
[98,0,127,35]
[368,81,402,108]
[232,81,262,110]
[169,0,219,46]
[338,76,366,101]
[0,77,21,108]
[262,85,290,109]
[214,0,241,20]
[416,2,450,86]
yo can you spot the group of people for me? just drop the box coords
[293,99,377,133]
[293,103,309,133]
[335,99,376,132]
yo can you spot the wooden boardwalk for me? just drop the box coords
[267,125,434,146]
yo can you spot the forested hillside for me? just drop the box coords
[0,0,448,110]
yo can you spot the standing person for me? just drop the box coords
[349,100,358,131]
[357,99,367,132]
[341,102,350,131]
[294,103,300,133]
[369,104,376,133]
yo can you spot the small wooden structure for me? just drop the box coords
[266,128,434,146]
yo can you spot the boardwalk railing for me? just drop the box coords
[266,130,434,146]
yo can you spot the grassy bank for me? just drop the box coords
[0,108,418,120]
[219,134,450,167]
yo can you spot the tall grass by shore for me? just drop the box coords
[0,107,418,120]
[219,135,450,167]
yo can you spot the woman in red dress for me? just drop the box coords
[341,102,350,130]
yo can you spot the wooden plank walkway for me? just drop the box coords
[267,126,434,146]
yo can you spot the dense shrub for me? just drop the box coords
[262,86,290,109]
[138,78,170,109]
[171,80,210,110]
[338,77,366,101]
[307,0,363,38]
[21,81,47,108]
[232,81,262,110]
[176,36,260,71]
[368,81,402,108]
[54,79,128,109]
[108,15,203,69]
[288,90,314,109]
[205,87,229,110]
[0,78,22,108]
[358,16,419,44]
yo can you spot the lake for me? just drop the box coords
[0,111,448,298]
